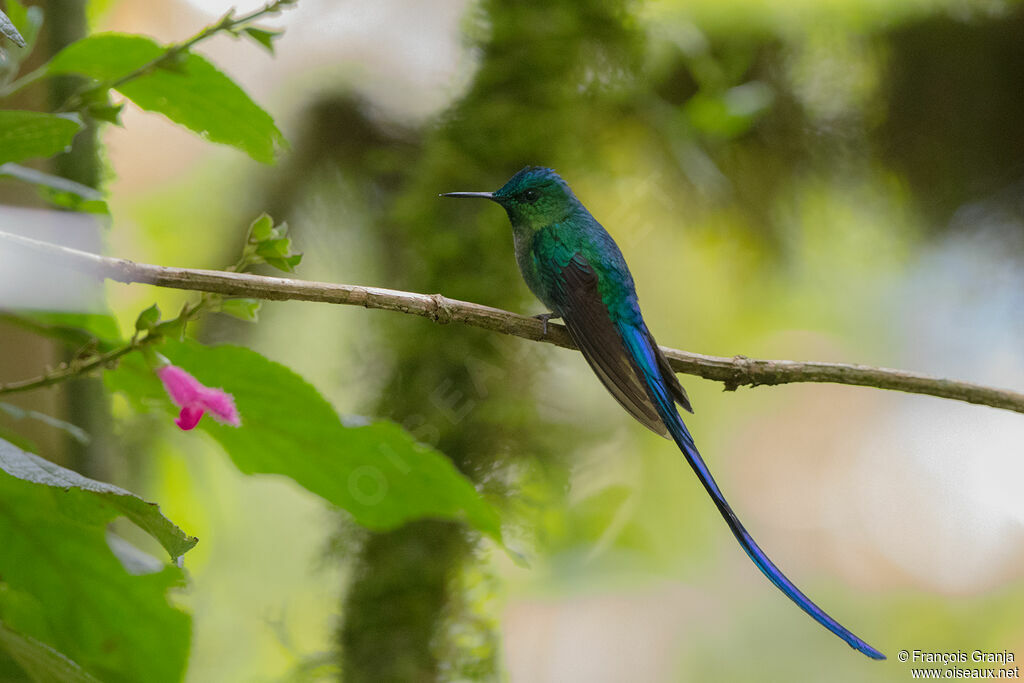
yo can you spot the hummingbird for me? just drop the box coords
[442,166,884,659]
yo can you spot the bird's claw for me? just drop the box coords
[534,312,559,336]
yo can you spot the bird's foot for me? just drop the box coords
[533,312,559,336]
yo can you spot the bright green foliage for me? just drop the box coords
[242,27,283,54]
[0,111,81,165]
[0,440,197,562]
[48,33,285,163]
[219,298,262,322]
[134,303,161,333]
[0,439,193,683]
[82,99,124,126]
[108,341,504,540]
[247,212,274,241]
[242,213,302,271]
[254,237,302,271]
[0,622,101,683]
[47,33,173,80]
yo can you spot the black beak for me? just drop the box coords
[439,191,496,200]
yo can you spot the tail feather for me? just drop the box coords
[620,325,885,660]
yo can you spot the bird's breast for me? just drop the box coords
[512,227,561,312]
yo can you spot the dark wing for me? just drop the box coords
[553,253,671,437]
[655,342,693,413]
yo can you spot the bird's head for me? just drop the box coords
[441,166,580,230]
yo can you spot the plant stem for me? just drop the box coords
[0,335,153,395]
[2,228,1023,415]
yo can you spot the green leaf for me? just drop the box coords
[134,303,160,333]
[0,440,197,560]
[0,10,26,48]
[154,50,188,75]
[219,298,261,322]
[265,253,301,273]
[107,341,504,540]
[242,27,283,54]
[0,111,81,165]
[0,438,194,682]
[48,33,286,163]
[0,621,101,683]
[247,212,274,241]
[84,101,125,126]
[153,318,186,341]
[255,237,292,258]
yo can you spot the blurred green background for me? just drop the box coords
[3,0,1024,680]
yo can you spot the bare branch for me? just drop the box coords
[3,229,1022,415]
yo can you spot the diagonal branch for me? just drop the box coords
[2,228,1023,415]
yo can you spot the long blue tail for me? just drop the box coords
[621,325,885,660]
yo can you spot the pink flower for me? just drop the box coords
[156,365,241,431]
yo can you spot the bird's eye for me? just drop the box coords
[520,189,540,203]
